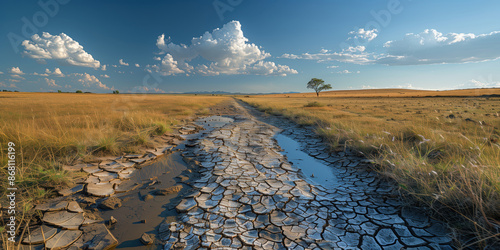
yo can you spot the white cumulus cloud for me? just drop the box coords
[45,78,60,87]
[21,32,101,68]
[119,59,129,66]
[152,20,297,76]
[9,67,24,75]
[73,73,110,90]
[135,63,140,67]
[52,68,65,77]
[348,28,378,42]
[377,29,500,65]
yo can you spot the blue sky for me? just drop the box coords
[1,0,499,93]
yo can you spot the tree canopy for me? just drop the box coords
[307,78,332,97]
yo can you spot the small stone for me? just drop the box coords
[143,194,154,201]
[140,233,154,245]
[99,197,122,210]
[109,216,118,225]
[178,175,190,182]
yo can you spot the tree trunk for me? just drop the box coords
[316,91,319,97]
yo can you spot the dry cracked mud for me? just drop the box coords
[161,99,454,249]
[21,99,455,250]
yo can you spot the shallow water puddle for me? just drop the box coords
[100,152,187,249]
[275,133,338,189]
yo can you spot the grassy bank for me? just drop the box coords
[0,92,227,202]
[240,94,500,248]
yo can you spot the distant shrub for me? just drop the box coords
[76,90,83,93]
[304,101,324,107]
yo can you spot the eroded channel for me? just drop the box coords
[99,153,187,249]
[99,116,236,248]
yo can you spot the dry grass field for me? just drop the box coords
[240,88,500,245]
[0,92,227,202]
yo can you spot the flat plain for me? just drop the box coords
[1,89,499,249]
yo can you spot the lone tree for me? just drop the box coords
[307,78,331,97]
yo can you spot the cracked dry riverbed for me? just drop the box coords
[162,99,454,249]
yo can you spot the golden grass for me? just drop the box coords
[240,91,500,247]
[0,92,227,204]
[0,92,227,249]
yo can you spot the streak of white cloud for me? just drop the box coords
[377,29,500,65]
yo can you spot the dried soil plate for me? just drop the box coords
[120,161,136,168]
[35,201,68,212]
[58,184,84,196]
[45,230,82,250]
[124,154,143,159]
[58,213,85,230]
[118,168,135,179]
[85,175,100,184]
[93,171,119,182]
[67,201,83,213]
[22,225,57,244]
[86,182,115,197]
[42,211,79,227]
[82,165,102,174]
[100,165,125,173]
[130,158,147,164]
[77,223,118,250]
